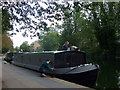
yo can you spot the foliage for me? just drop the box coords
[1,32,13,53]
[1,1,120,56]
[41,31,60,51]
[60,2,98,53]
[20,41,30,52]
[84,2,120,53]
[60,2,120,54]
[0,7,1,51]
[0,34,1,52]
[2,7,13,34]
[1,6,13,53]
[1,1,63,37]
[14,46,20,52]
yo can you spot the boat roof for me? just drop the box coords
[14,50,85,54]
[17,51,67,54]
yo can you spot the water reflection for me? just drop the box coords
[89,59,120,89]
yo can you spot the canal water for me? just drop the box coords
[88,57,120,89]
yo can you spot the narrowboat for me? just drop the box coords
[11,51,99,87]
[4,52,14,64]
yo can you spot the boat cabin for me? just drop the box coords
[53,51,86,68]
[13,51,86,69]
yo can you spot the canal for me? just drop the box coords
[88,56,120,89]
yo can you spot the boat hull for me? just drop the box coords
[54,69,98,87]
[44,64,99,87]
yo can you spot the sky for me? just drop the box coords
[10,32,39,48]
[9,2,63,48]
[8,2,47,48]
[8,1,64,48]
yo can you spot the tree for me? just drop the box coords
[1,5,14,53]
[14,46,20,52]
[0,9,1,52]
[1,1,63,37]
[0,35,2,53]
[1,1,120,55]
[2,32,13,53]
[60,2,98,53]
[20,41,30,52]
[0,8,2,34]
[86,2,119,53]
[2,7,13,34]
[41,32,60,51]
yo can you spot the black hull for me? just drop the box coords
[4,58,12,64]
[44,65,99,87]
[53,69,98,87]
